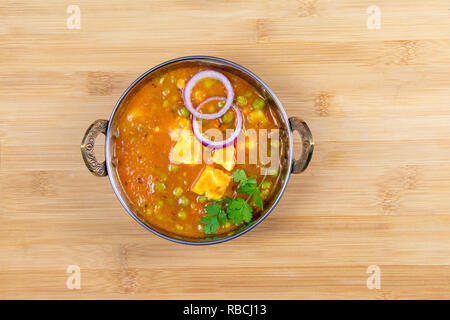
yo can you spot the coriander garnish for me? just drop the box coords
[200,169,265,234]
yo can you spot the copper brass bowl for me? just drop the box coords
[81,56,314,245]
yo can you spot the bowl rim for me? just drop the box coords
[105,56,294,245]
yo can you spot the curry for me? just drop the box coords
[113,65,284,238]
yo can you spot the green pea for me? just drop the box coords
[236,96,247,107]
[179,106,190,118]
[162,100,169,108]
[198,196,207,203]
[179,196,189,206]
[261,181,272,190]
[252,98,266,110]
[153,182,166,192]
[173,186,183,197]
[217,100,225,108]
[222,111,234,124]
[162,88,170,97]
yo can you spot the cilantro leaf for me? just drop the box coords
[202,203,228,234]
[242,204,253,223]
[201,215,220,234]
[237,178,257,194]
[227,198,253,224]
[205,203,221,215]
[205,236,221,241]
[218,210,227,225]
[232,169,247,183]
[222,196,233,206]
[253,188,263,209]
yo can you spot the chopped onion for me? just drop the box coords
[183,70,234,120]
[192,103,243,149]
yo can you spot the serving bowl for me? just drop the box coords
[81,56,314,245]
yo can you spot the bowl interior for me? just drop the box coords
[105,57,293,244]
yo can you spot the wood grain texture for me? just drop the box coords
[0,0,449,299]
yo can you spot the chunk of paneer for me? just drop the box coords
[191,166,231,200]
[211,145,235,171]
[169,129,202,165]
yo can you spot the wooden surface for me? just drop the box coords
[0,0,449,299]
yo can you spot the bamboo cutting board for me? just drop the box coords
[0,0,449,299]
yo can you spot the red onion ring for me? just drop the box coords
[183,70,234,120]
[191,103,243,149]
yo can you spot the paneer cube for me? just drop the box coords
[169,129,202,165]
[191,166,231,200]
[211,145,236,171]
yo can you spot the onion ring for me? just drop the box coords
[191,103,242,149]
[183,70,234,120]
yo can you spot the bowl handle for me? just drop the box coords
[81,119,109,177]
[289,117,314,174]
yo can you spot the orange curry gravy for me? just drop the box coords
[113,66,284,238]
